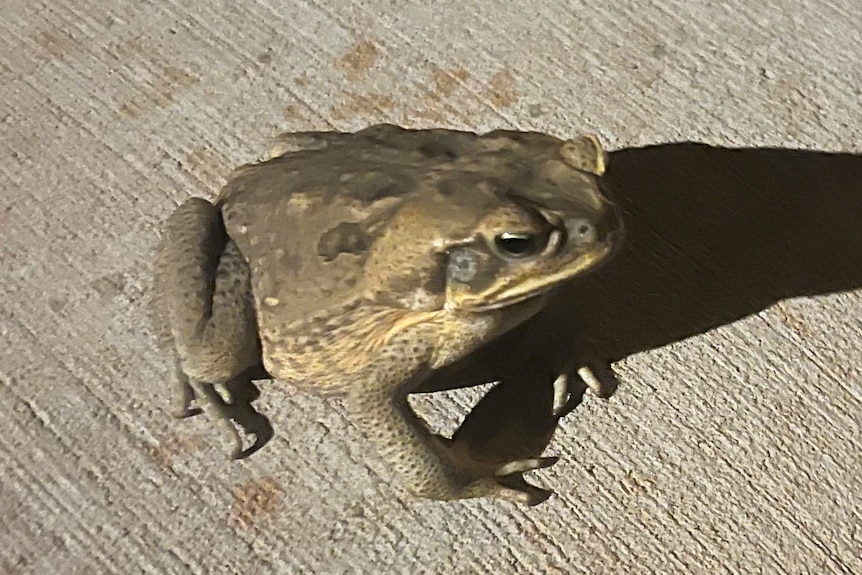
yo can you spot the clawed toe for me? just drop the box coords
[460,468,557,506]
[552,363,619,419]
[492,456,558,505]
[173,405,203,419]
[576,364,618,399]
[230,414,274,460]
[495,474,555,506]
[449,454,560,505]
[212,385,274,460]
[495,456,559,477]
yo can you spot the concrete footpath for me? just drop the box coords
[1,0,860,573]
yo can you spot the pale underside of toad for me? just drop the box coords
[152,124,623,505]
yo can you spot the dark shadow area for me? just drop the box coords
[565,143,861,369]
[567,143,862,365]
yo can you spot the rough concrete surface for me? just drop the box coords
[1,0,860,573]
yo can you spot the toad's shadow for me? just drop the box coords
[421,143,862,469]
[433,144,862,385]
[568,143,862,367]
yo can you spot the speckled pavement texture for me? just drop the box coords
[1,1,860,573]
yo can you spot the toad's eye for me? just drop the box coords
[492,232,545,259]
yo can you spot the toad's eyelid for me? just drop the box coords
[545,229,564,253]
[498,231,534,241]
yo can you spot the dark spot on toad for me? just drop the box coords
[317,222,369,261]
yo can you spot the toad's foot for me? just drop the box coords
[175,366,273,459]
[467,460,560,506]
[441,438,560,505]
[437,371,570,505]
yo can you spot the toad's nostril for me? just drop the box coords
[577,203,623,245]
[565,218,597,245]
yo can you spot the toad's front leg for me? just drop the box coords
[346,361,557,505]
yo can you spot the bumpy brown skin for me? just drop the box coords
[153,124,622,504]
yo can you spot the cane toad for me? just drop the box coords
[152,124,622,504]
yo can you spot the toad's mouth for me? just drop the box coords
[460,243,615,313]
[465,286,549,313]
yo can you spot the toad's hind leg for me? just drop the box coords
[153,198,268,458]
